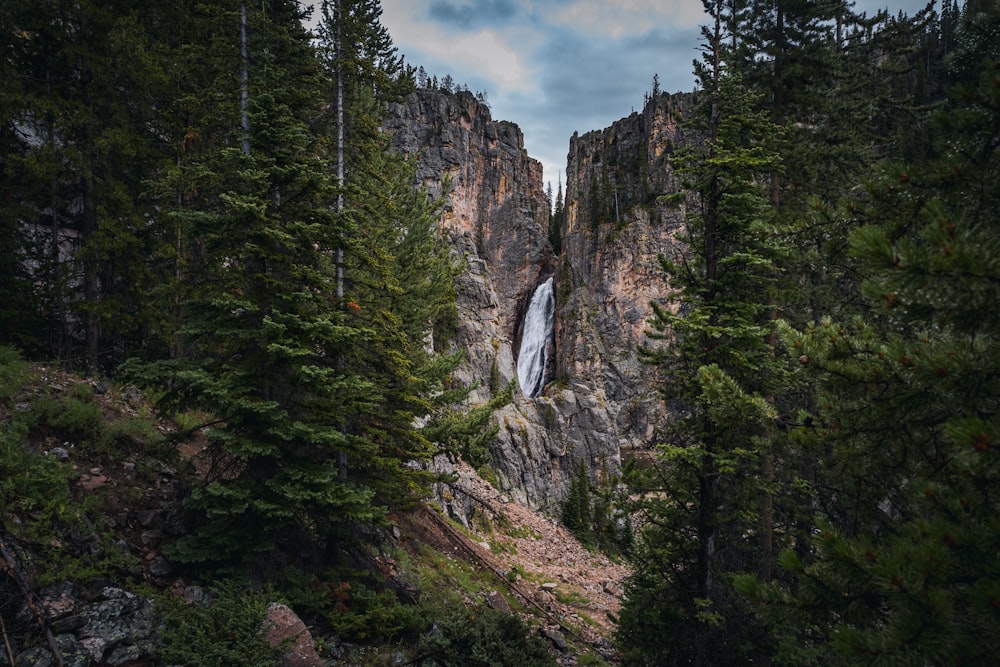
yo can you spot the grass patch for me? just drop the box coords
[554,588,590,605]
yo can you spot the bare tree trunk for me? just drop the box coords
[336,2,345,306]
[240,4,250,156]
[82,165,99,373]
[333,0,348,480]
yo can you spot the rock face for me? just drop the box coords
[8,584,158,667]
[559,92,696,455]
[385,90,694,512]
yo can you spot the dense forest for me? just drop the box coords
[617,0,1000,665]
[0,0,476,560]
[1,0,999,665]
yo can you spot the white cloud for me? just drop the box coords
[382,1,536,93]
[437,29,537,91]
[550,0,705,39]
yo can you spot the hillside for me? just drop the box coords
[0,351,623,666]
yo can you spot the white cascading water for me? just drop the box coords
[517,277,555,398]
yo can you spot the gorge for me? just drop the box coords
[386,87,695,511]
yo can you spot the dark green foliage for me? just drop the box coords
[110,0,468,575]
[738,6,1000,663]
[0,427,75,546]
[549,178,564,256]
[0,346,30,403]
[561,459,592,540]
[156,582,283,667]
[416,606,555,667]
[619,3,789,661]
[135,75,384,564]
[0,0,172,367]
[322,581,426,644]
[18,394,104,452]
[422,381,513,468]
[0,425,142,585]
[562,457,631,555]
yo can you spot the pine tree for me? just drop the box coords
[561,458,593,541]
[739,5,1000,663]
[128,0,387,566]
[1,0,170,366]
[313,0,468,503]
[549,176,564,256]
[126,0,468,568]
[617,2,789,663]
[0,1,45,350]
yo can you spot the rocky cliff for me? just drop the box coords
[559,92,696,455]
[385,89,694,512]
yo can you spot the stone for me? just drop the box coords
[122,385,142,407]
[76,588,156,663]
[139,529,163,547]
[149,555,171,577]
[540,627,568,652]
[184,585,207,605]
[48,446,70,460]
[14,634,90,667]
[38,581,76,621]
[262,603,323,667]
[136,509,160,527]
[485,590,511,612]
[601,580,622,596]
[77,473,107,491]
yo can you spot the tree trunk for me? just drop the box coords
[240,4,250,156]
[333,0,348,480]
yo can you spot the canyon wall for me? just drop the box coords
[385,89,694,512]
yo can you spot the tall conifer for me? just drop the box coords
[739,4,1000,662]
[618,1,789,663]
[131,0,384,565]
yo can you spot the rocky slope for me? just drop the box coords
[385,89,695,511]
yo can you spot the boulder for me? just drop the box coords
[262,603,323,667]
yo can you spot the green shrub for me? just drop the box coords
[416,606,555,666]
[324,582,426,644]
[0,426,138,583]
[0,429,74,539]
[107,415,166,451]
[16,394,107,454]
[156,582,284,667]
[0,345,30,402]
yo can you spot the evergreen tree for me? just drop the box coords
[1,0,170,366]
[128,0,388,566]
[126,0,466,569]
[561,458,593,541]
[739,4,1000,663]
[0,1,44,350]
[549,176,564,256]
[313,0,467,503]
[617,1,789,663]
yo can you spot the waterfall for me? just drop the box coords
[517,277,555,398]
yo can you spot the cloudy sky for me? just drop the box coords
[355,1,931,186]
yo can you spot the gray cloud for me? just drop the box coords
[428,0,519,29]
